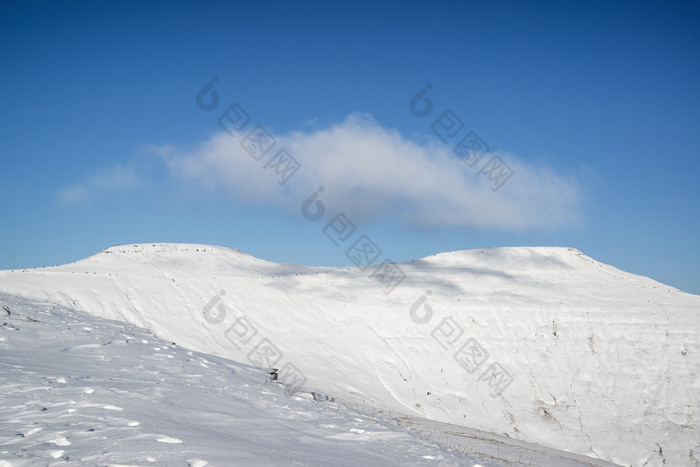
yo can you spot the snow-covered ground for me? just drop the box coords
[0,293,488,466]
[0,294,606,467]
[1,244,698,466]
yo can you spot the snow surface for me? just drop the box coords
[0,294,486,466]
[1,243,698,466]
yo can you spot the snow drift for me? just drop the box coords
[1,243,697,466]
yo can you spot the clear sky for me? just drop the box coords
[1,0,699,294]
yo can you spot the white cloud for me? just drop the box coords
[58,165,145,204]
[157,113,582,230]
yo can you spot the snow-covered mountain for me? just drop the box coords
[1,244,698,466]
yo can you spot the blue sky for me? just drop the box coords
[1,0,699,294]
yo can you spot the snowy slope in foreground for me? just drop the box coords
[0,244,698,466]
[0,293,483,466]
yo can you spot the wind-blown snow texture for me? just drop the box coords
[1,244,698,466]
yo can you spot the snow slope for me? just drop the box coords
[0,293,483,466]
[1,244,698,466]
